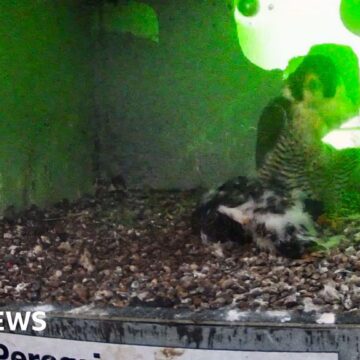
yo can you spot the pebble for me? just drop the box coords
[349,275,360,286]
[321,283,342,302]
[57,242,72,253]
[284,294,298,308]
[94,290,113,300]
[73,284,89,302]
[0,188,359,313]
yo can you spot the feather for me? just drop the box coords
[195,177,318,258]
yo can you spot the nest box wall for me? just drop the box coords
[0,0,94,212]
[95,0,282,189]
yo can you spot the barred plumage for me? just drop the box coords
[258,129,313,196]
[194,53,360,257]
[258,124,359,211]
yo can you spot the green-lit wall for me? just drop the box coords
[96,0,282,189]
[0,0,283,214]
[0,0,94,212]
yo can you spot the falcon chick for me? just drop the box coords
[196,176,317,258]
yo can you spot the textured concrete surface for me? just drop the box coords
[2,305,360,359]
[0,0,94,213]
[95,0,282,189]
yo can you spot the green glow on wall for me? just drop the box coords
[0,1,94,212]
[234,0,360,70]
[103,1,159,42]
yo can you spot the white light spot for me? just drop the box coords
[316,313,335,324]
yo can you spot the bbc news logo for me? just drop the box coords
[0,312,46,332]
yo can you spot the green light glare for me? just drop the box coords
[322,116,360,149]
[234,0,360,70]
[341,0,360,36]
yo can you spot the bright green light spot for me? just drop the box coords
[322,116,360,149]
[234,0,360,70]
[104,1,159,42]
[341,0,360,36]
[236,0,259,17]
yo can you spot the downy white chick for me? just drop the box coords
[195,176,318,258]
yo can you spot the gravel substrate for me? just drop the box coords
[1,181,360,313]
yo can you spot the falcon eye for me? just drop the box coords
[236,0,259,17]
[307,78,322,93]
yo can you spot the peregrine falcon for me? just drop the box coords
[194,54,359,258]
[257,55,359,208]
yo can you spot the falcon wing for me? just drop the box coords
[256,96,293,169]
